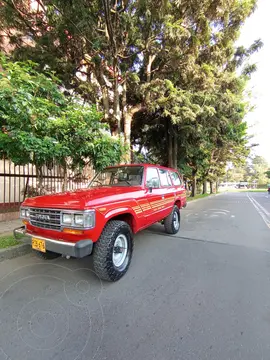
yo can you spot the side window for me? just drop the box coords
[158,169,172,187]
[146,168,160,188]
[170,171,182,186]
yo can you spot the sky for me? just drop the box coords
[238,0,270,163]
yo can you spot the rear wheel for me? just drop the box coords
[93,220,133,282]
[164,205,180,234]
[33,250,61,260]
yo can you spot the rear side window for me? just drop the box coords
[146,168,160,188]
[170,171,182,186]
[158,169,172,187]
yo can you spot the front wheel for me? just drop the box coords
[164,205,180,234]
[93,220,134,282]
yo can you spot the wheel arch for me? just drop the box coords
[105,211,138,233]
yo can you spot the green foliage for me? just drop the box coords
[0,56,125,172]
[132,0,259,184]
[265,170,270,180]
[250,156,269,184]
[225,156,269,185]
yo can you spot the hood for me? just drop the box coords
[23,186,142,210]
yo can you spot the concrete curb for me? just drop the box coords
[0,243,31,262]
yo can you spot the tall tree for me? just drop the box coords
[0,0,259,162]
[132,0,261,196]
[250,155,269,184]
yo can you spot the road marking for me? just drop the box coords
[212,211,229,216]
[249,195,270,217]
[247,193,270,229]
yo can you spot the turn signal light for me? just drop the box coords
[22,220,29,225]
[63,228,84,235]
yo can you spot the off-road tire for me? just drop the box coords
[164,205,180,235]
[33,249,61,260]
[93,220,133,282]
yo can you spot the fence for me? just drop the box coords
[0,158,95,221]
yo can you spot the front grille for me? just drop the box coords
[29,208,61,231]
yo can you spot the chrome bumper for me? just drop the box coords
[14,226,93,258]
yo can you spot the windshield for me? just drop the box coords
[89,166,144,187]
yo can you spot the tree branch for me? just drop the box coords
[101,0,117,54]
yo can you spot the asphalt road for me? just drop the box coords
[1,192,270,360]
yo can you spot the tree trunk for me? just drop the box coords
[124,113,132,163]
[62,162,68,192]
[203,180,207,194]
[122,82,141,163]
[146,54,155,83]
[174,133,178,168]
[113,63,121,136]
[191,170,197,197]
[37,166,43,195]
[145,54,156,103]
[95,67,110,122]
[168,120,173,168]
[101,86,110,118]
[23,176,29,200]
[210,181,213,194]
[216,181,219,193]
[122,81,130,163]
[172,129,178,169]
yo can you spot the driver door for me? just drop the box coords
[143,167,165,225]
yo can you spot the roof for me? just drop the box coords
[106,164,178,171]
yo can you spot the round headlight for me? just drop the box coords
[25,209,30,218]
[21,209,26,218]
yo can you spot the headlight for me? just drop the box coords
[61,211,95,229]
[74,214,84,226]
[20,207,30,219]
[62,213,73,225]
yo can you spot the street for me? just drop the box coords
[1,191,270,360]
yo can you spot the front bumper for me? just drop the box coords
[14,226,93,258]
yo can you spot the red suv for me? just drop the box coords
[15,164,186,281]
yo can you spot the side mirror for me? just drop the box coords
[148,186,153,193]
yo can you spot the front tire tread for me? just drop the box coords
[93,220,133,282]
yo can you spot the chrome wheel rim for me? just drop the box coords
[173,211,180,230]
[113,234,128,268]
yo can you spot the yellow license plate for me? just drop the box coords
[32,238,46,253]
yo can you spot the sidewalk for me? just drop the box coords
[0,218,22,235]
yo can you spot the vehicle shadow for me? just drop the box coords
[37,222,169,288]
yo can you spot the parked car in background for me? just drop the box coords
[15,164,186,281]
[236,181,249,189]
